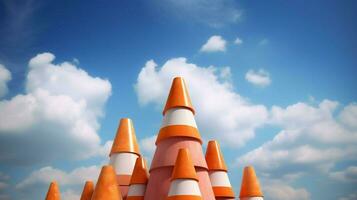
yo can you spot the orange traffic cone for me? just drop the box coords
[109,118,141,198]
[145,77,215,200]
[205,140,235,200]
[80,181,94,200]
[239,166,264,200]
[166,148,202,200]
[126,157,149,200]
[45,181,61,200]
[91,165,122,200]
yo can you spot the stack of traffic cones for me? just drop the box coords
[166,148,202,200]
[80,181,94,200]
[45,181,61,200]
[91,165,122,200]
[239,166,264,200]
[109,118,141,198]
[126,157,149,200]
[205,140,235,200]
[145,77,215,200]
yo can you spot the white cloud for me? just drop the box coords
[62,189,80,200]
[0,64,12,98]
[329,166,357,182]
[339,192,357,200]
[16,165,100,189]
[139,135,157,161]
[152,0,241,27]
[237,100,357,178]
[200,35,227,52]
[245,69,271,87]
[0,52,112,165]
[234,37,243,45]
[135,57,268,147]
[263,181,310,200]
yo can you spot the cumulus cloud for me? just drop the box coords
[16,165,100,189]
[0,52,112,165]
[234,37,243,45]
[0,64,12,98]
[329,166,357,182]
[152,0,241,27]
[245,69,271,87]
[237,100,357,178]
[135,57,268,147]
[200,35,227,52]
[339,192,357,200]
[263,181,310,200]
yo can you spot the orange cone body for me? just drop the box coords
[126,157,149,200]
[145,77,215,200]
[205,141,235,200]
[239,166,264,200]
[80,181,94,200]
[91,165,122,200]
[45,181,61,200]
[109,118,141,198]
[166,148,202,200]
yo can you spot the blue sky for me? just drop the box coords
[0,0,356,199]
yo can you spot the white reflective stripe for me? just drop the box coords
[162,108,197,128]
[127,184,146,196]
[109,153,139,175]
[168,179,201,196]
[240,197,264,200]
[209,171,232,187]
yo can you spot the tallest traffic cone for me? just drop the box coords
[109,118,141,199]
[145,77,215,200]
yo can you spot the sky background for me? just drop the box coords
[0,0,357,199]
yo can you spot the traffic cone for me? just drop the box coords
[45,181,61,200]
[109,118,141,198]
[80,181,94,200]
[145,77,215,200]
[166,148,202,200]
[126,157,149,200]
[239,166,264,200]
[205,140,235,200]
[91,165,122,200]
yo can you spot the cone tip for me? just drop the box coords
[205,140,227,171]
[110,118,140,156]
[239,165,263,198]
[171,148,198,181]
[163,77,195,115]
[130,156,149,184]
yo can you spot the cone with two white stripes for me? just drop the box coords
[145,77,215,200]
[239,166,264,200]
[205,140,235,200]
[45,181,61,200]
[109,118,141,198]
[126,157,149,200]
[167,148,202,200]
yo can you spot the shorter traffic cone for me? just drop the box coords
[166,148,202,200]
[45,181,61,200]
[80,181,94,200]
[127,157,149,200]
[205,140,235,200]
[91,165,123,200]
[239,166,264,200]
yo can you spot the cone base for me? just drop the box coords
[145,167,215,200]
